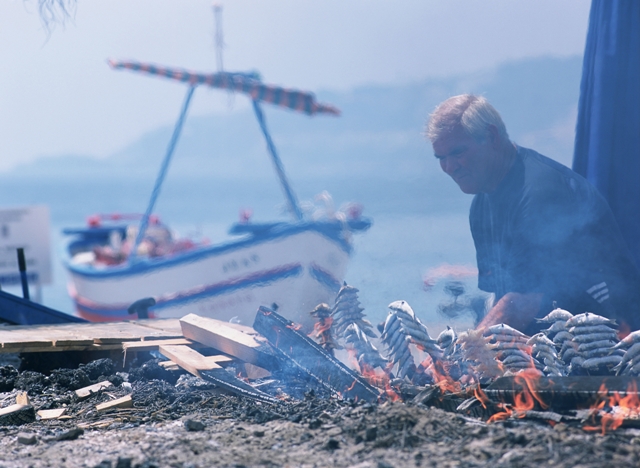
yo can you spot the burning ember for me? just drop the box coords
[584,381,640,434]
[293,287,640,433]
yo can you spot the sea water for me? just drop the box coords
[0,174,479,336]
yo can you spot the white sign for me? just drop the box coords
[0,206,52,286]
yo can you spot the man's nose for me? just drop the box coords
[440,156,459,174]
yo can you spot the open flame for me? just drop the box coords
[473,385,491,409]
[311,317,332,335]
[421,356,462,394]
[345,348,400,402]
[487,369,548,423]
[584,381,640,434]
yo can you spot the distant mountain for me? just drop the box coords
[0,55,583,222]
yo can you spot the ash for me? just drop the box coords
[0,356,639,468]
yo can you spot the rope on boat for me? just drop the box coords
[129,85,196,264]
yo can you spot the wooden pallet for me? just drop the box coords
[0,319,184,353]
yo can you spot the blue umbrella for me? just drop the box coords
[573,0,640,267]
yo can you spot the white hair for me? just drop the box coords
[425,94,509,144]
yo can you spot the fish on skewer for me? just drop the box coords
[482,323,543,373]
[437,326,457,357]
[613,342,640,375]
[310,303,341,355]
[565,312,620,374]
[385,301,443,361]
[527,333,565,375]
[343,323,388,371]
[536,307,574,324]
[331,283,376,338]
[456,329,503,380]
[566,312,617,328]
[380,304,417,379]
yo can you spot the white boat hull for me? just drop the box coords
[65,222,359,330]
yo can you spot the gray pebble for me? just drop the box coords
[17,432,37,445]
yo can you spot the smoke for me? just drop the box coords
[423,263,489,326]
[422,264,478,292]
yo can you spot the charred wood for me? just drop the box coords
[253,305,380,403]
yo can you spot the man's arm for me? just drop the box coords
[476,292,543,332]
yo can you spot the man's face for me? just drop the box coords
[432,126,499,194]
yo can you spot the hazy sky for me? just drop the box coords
[0,0,591,172]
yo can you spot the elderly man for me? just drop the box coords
[426,94,640,334]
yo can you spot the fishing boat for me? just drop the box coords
[62,60,370,330]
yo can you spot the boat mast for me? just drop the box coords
[122,4,308,255]
[213,3,224,72]
[213,4,303,221]
[129,85,196,264]
[250,101,303,221]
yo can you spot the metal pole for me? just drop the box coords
[251,99,303,221]
[17,248,30,300]
[213,3,224,72]
[129,86,196,264]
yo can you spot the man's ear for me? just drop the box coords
[487,125,501,149]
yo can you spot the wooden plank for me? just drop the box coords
[91,322,183,344]
[122,338,196,352]
[1,343,119,354]
[1,338,54,350]
[75,380,113,400]
[244,363,271,379]
[158,345,231,378]
[0,404,35,425]
[0,404,29,416]
[132,319,184,337]
[53,338,95,347]
[0,318,184,352]
[96,395,133,412]
[253,306,380,403]
[158,361,181,371]
[16,392,30,405]
[37,408,67,420]
[136,318,256,338]
[159,344,278,403]
[0,323,94,348]
[180,313,282,371]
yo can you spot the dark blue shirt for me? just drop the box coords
[470,146,640,332]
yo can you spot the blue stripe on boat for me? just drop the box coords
[309,263,341,293]
[65,221,360,279]
[73,263,303,318]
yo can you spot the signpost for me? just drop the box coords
[0,206,52,294]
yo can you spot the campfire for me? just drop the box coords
[2,282,640,440]
[204,283,640,435]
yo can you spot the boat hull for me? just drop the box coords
[65,221,361,331]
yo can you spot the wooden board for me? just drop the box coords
[37,408,67,420]
[75,380,113,400]
[131,319,185,337]
[253,306,381,403]
[122,338,197,352]
[96,395,133,412]
[16,392,30,405]
[159,361,181,371]
[158,344,233,378]
[0,319,184,354]
[0,404,34,425]
[180,313,281,371]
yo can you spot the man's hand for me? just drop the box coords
[476,292,543,332]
